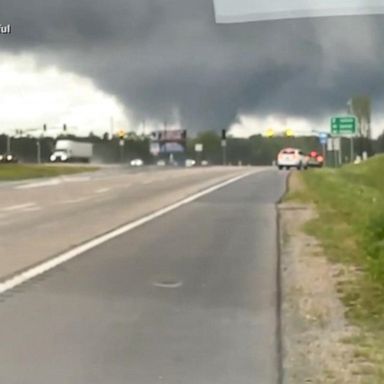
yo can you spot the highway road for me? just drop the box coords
[0,166,256,279]
[0,167,286,383]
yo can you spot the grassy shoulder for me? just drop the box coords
[0,164,99,181]
[285,155,384,381]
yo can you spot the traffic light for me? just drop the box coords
[285,128,294,137]
[63,124,67,132]
[221,129,226,140]
[43,124,47,132]
[181,129,187,140]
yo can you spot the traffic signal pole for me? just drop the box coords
[119,139,125,163]
[221,141,227,165]
[221,129,227,166]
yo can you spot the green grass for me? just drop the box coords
[0,164,99,181]
[286,155,384,381]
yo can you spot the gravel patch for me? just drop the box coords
[279,203,366,384]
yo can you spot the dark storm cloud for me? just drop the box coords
[2,0,384,132]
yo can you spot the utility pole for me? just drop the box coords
[346,99,355,163]
[6,134,11,154]
[110,117,114,139]
[350,136,355,163]
[36,124,47,164]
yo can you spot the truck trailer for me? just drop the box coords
[50,140,93,163]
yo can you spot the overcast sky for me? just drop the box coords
[1,0,384,137]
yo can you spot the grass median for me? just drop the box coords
[285,154,384,380]
[0,164,99,181]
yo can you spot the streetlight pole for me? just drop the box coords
[6,134,11,154]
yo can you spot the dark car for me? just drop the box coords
[307,151,324,167]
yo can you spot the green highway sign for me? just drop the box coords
[330,116,358,135]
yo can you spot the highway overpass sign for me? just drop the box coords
[331,116,357,135]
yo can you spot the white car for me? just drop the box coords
[156,159,166,166]
[130,158,144,167]
[185,159,196,167]
[277,148,308,170]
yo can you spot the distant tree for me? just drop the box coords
[194,131,221,164]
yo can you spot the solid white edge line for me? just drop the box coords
[0,171,255,294]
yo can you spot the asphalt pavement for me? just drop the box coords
[0,166,257,279]
[0,169,286,384]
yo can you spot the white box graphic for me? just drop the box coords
[214,0,384,23]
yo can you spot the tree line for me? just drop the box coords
[0,130,383,165]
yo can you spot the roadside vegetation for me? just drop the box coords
[285,154,384,381]
[0,164,99,181]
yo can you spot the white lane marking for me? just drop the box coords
[60,196,93,204]
[61,176,91,183]
[15,179,61,190]
[95,187,111,194]
[142,179,154,185]
[1,203,37,212]
[0,171,255,295]
[14,176,91,190]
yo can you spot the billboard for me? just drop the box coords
[150,129,186,143]
[159,142,185,153]
[150,129,187,154]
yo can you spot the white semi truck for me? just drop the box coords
[50,140,93,163]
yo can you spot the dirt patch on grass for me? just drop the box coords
[279,202,370,383]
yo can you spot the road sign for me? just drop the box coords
[327,137,340,151]
[330,116,357,135]
[150,142,160,155]
[264,128,274,137]
[319,132,328,145]
[333,137,340,151]
[195,143,203,152]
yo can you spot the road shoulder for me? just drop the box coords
[279,172,371,383]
